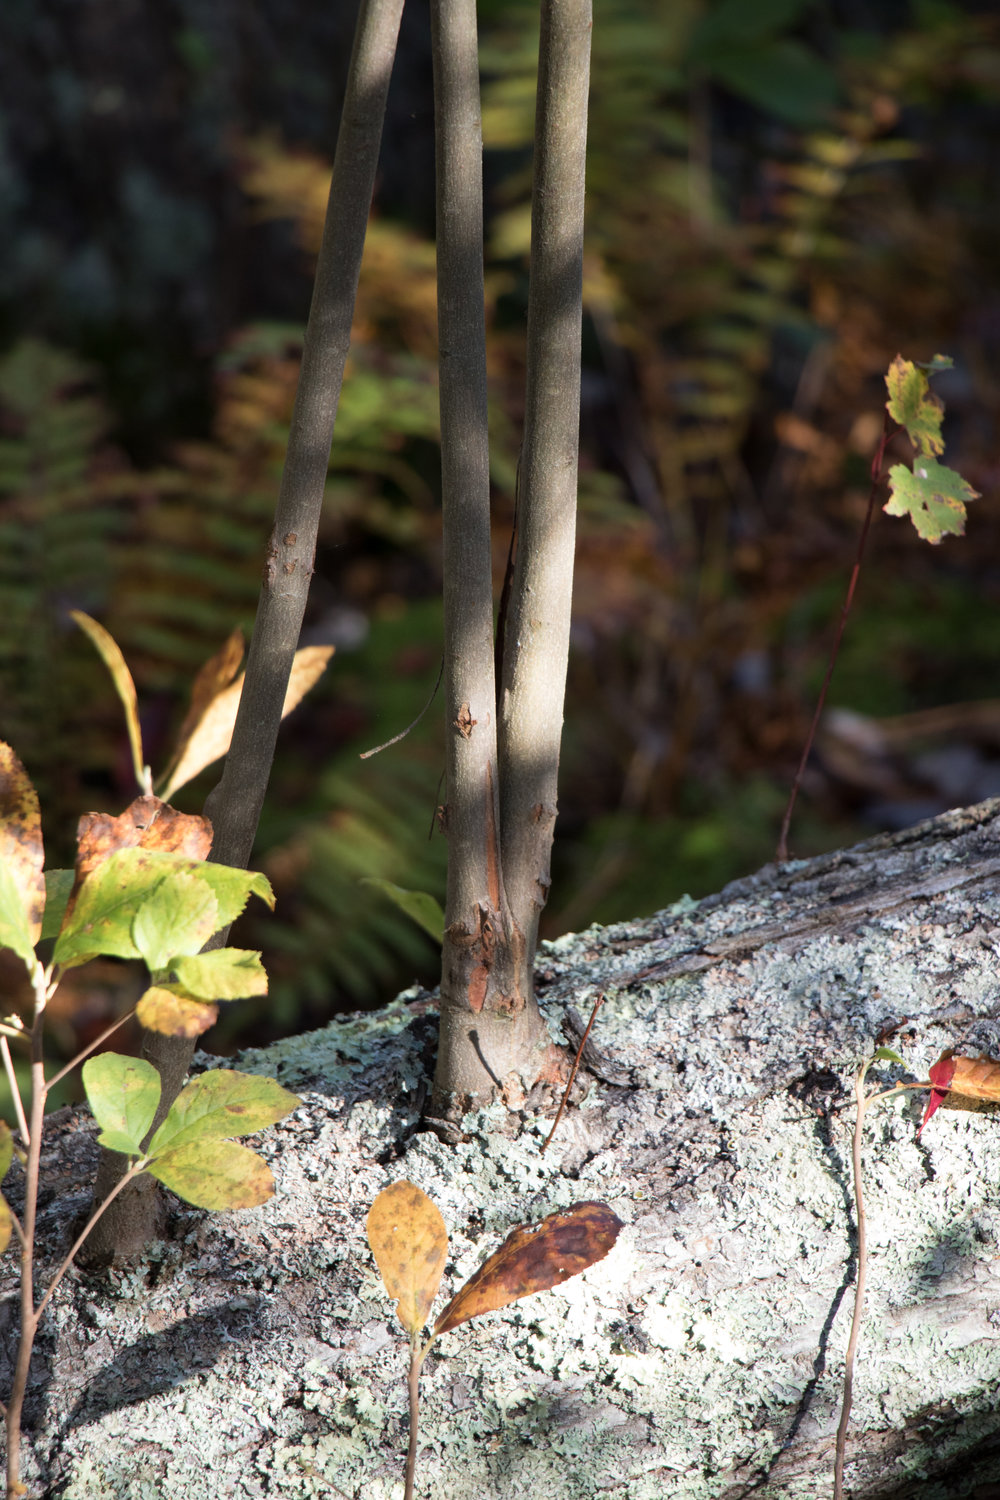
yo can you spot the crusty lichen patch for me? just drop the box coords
[5,807,1000,1498]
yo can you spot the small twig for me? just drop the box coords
[1,1035,29,1146]
[541,992,605,1154]
[404,1339,422,1500]
[834,1064,872,1499]
[34,1161,147,1322]
[776,411,897,863]
[360,657,444,759]
[45,1007,136,1092]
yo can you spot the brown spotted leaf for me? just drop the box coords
[367,1180,449,1338]
[159,644,334,801]
[75,798,212,885]
[433,1201,623,1337]
[0,743,45,963]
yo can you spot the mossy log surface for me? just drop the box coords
[3,801,1000,1498]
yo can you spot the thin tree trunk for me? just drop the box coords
[431,0,592,1116]
[430,0,540,1113]
[82,0,405,1264]
[498,0,591,966]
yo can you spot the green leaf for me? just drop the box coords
[147,1069,300,1158]
[0,1120,12,1181]
[0,1194,11,1256]
[41,870,74,942]
[0,865,36,970]
[360,877,444,943]
[688,0,810,54]
[874,1047,906,1065]
[147,1139,275,1210]
[131,871,219,972]
[82,1053,161,1156]
[70,611,147,791]
[884,459,979,544]
[704,40,838,126]
[54,849,274,969]
[884,355,946,457]
[170,948,268,1001]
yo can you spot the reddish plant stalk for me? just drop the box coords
[776,412,896,862]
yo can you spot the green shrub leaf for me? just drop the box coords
[54,849,274,969]
[360,877,445,943]
[131,871,219,972]
[0,743,45,966]
[41,870,74,942]
[170,948,268,1001]
[884,458,979,545]
[0,1195,11,1256]
[147,1139,275,1210]
[0,1120,12,1182]
[885,354,949,456]
[147,1069,300,1157]
[82,1053,161,1156]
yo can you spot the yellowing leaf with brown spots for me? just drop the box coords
[367,1180,449,1338]
[136,985,219,1039]
[0,742,45,964]
[434,1201,623,1336]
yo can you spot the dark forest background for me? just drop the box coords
[2,0,999,1097]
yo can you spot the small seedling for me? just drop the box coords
[834,1042,1000,1499]
[367,1180,622,1500]
[777,354,981,860]
[0,741,301,1498]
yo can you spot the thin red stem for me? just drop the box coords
[777,412,896,862]
[541,992,605,1154]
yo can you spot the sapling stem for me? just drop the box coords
[45,1006,136,1091]
[1,1035,28,1144]
[776,411,896,863]
[833,1068,931,1498]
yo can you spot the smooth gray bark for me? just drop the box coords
[430,0,553,1115]
[7,801,1000,1498]
[433,0,592,1116]
[499,0,592,965]
[84,0,405,1265]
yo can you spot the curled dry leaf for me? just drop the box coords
[434,1201,623,1337]
[367,1180,449,1339]
[919,1050,1000,1135]
[160,644,334,800]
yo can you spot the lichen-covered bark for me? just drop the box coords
[5,801,1000,1498]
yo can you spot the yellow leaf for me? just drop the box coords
[367,1180,448,1339]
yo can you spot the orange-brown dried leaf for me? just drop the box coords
[433,1201,623,1337]
[136,986,219,1038]
[75,799,212,883]
[367,1180,449,1338]
[0,743,45,945]
[944,1053,1000,1102]
[170,627,245,764]
[160,644,334,800]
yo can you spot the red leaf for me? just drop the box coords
[918,1049,958,1136]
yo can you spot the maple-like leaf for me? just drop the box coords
[884,354,949,457]
[883,458,979,544]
